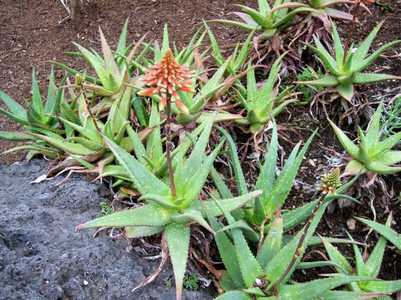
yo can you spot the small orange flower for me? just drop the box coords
[138,49,193,114]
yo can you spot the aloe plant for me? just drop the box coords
[133,25,242,124]
[299,22,401,101]
[28,83,133,159]
[215,0,313,39]
[204,22,253,76]
[209,126,368,299]
[102,102,208,191]
[54,20,141,102]
[330,103,401,175]
[293,0,354,23]
[238,56,297,133]
[140,53,241,124]
[133,24,206,72]
[212,123,317,228]
[0,68,66,158]
[210,175,367,299]
[320,215,401,299]
[76,116,262,300]
[101,102,165,183]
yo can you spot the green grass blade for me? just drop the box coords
[281,200,317,231]
[161,24,170,58]
[44,67,60,116]
[363,279,401,293]
[213,19,259,31]
[316,290,387,300]
[99,27,121,83]
[232,32,253,72]
[125,226,163,239]
[32,133,95,156]
[191,60,229,112]
[365,235,387,278]
[132,96,148,127]
[127,126,147,164]
[260,54,283,97]
[73,42,111,89]
[258,0,271,15]
[265,198,332,285]
[181,115,214,178]
[236,5,269,27]
[364,103,383,148]
[220,207,263,288]
[0,90,27,120]
[182,141,224,204]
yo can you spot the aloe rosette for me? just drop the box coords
[76,116,262,300]
[300,22,401,101]
[330,103,401,175]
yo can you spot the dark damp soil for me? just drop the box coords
[0,160,212,300]
[1,0,401,297]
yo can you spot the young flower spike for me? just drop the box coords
[319,168,341,195]
[138,49,193,114]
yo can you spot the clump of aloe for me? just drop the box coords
[300,22,401,101]
[330,103,401,176]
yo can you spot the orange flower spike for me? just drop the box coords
[139,49,193,114]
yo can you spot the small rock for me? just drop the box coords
[347,218,356,231]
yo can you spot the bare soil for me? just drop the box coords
[0,0,250,163]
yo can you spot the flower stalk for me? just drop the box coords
[139,49,194,198]
[165,93,177,198]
